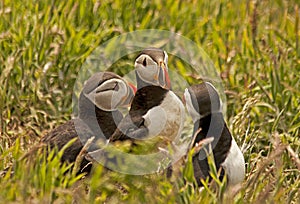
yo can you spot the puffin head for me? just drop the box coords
[183,82,222,122]
[81,72,136,112]
[134,47,171,89]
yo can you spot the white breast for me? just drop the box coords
[142,91,186,141]
[221,138,245,186]
[143,106,167,138]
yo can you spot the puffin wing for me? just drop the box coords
[109,114,148,142]
[41,119,100,163]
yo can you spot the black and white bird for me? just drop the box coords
[109,48,185,150]
[109,85,185,145]
[135,47,171,90]
[184,82,245,186]
[41,71,136,174]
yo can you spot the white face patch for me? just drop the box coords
[184,88,201,123]
[135,54,160,86]
[84,78,128,111]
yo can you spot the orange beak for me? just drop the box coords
[160,62,171,89]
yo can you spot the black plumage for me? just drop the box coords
[41,71,134,174]
[192,113,232,186]
[185,82,232,186]
[109,86,168,142]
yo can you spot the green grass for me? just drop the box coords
[0,0,299,203]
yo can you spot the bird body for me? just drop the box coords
[184,82,245,186]
[222,138,245,185]
[41,110,123,172]
[40,71,135,173]
[143,90,185,141]
[110,86,185,148]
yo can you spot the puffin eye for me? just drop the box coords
[143,57,147,66]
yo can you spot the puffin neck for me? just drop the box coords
[194,112,222,136]
[129,86,168,116]
[78,93,122,139]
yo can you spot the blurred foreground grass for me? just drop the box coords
[0,0,299,203]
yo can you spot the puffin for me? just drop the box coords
[106,48,185,176]
[109,47,185,142]
[110,48,184,143]
[40,71,136,174]
[134,47,171,90]
[183,82,245,186]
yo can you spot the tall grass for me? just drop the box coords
[0,0,299,203]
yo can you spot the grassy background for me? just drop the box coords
[0,0,299,203]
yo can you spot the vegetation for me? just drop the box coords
[0,0,299,203]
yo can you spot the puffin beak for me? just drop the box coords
[154,72,159,81]
[159,62,171,89]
